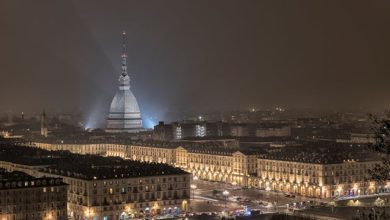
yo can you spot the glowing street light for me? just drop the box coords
[222,190,230,210]
[222,190,230,197]
[190,184,197,200]
[84,208,94,220]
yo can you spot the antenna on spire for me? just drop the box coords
[121,31,128,77]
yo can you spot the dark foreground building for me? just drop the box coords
[0,143,190,220]
[0,169,67,220]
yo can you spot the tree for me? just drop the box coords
[369,111,390,183]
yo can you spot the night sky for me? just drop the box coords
[1,0,389,122]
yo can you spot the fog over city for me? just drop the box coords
[3,1,390,220]
[1,0,390,123]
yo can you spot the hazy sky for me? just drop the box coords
[1,0,389,120]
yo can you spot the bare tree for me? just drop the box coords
[369,111,390,183]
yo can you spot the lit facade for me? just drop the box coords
[0,161,190,220]
[24,141,386,199]
[0,145,190,220]
[0,171,67,220]
[50,173,190,219]
[255,159,379,198]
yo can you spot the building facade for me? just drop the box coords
[255,158,379,198]
[153,121,291,140]
[23,140,386,199]
[0,170,67,220]
[0,145,190,220]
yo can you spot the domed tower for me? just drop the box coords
[106,31,144,133]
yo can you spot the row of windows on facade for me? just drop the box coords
[0,179,62,189]
[94,177,186,187]
[0,186,64,197]
[90,183,187,195]
[259,167,370,176]
[70,191,189,206]
[188,159,232,165]
[259,175,367,184]
[68,184,187,196]
[67,176,187,189]
[260,161,374,169]
[0,212,66,219]
[0,195,66,204]
[0,203,66,213]
[98,199,184,212]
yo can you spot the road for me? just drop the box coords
[188,180,390,219]
[189,180,316,214]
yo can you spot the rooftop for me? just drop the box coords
[0,168,66,190]
[0,169,34,181]
[0,143,188,180]
[258,142,380,164]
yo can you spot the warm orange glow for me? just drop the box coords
[84,208,94,217]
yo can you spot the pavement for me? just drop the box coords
[189,180,390,220]
[190,180,315,213]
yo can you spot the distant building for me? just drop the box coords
[336,133,376,144]
[350,133,375,144]
[153,121,290,140]
[255,126,291,138]
[0,169,67,220]
[106,31,143,133]
[152,121,175,141]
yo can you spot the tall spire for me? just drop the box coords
[41,110,48,137]
[121,31,128,77]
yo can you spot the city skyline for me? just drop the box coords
[2,1,390,219]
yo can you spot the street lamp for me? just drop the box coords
[222,190,230,210]
[85,208,93,220]
[190,184,197,200]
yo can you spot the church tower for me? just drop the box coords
[40,111,48,137]
[106,31,144,133]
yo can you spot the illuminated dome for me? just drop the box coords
[109,86,140,113]
[106,31,144,133]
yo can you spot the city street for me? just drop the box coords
[190,180,312,214]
